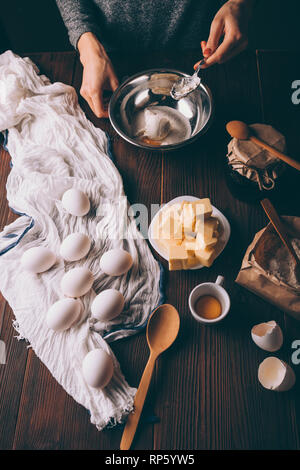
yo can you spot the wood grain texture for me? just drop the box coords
[0,50,299,450]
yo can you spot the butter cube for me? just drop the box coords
[193,198,213,220]
[158,237,182,254]
[168,245,188,271]
[173,217,184,240]
[160,214,183,241]
[181,239,197,256]
[185,255,200,269]
[195,246,217,268]
[195,217,219,248]
[162,203,182,222]
[182,203,196,233]
[184,231,197,241]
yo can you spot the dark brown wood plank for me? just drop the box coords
[256,50,300,215]
[257,49,300,449]
[154,50,300,450]
[0,296,29,450]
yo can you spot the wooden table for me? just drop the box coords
[0,50,300,450]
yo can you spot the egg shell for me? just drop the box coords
[61,267,94,297]
[91,289,125,322]
[251,320,283,352]
[258,357,296,392]
[100,249,133,276]
[46,298,83,331]
[60,233,91,262]
[82,349,114,388]
[21,246,56,273]
[62,188,90,216]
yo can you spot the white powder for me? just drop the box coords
[268,238,300,290]
[134,105,191,145]
[171,75,201,100]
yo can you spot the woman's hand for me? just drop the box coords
[194,0,254,70]
[78,32,119,118]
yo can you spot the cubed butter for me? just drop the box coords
[156,199,220,270]
[162,203,182,223]
[195,217,219,248]
[193,198,213,219]
[184,231,197,241]
[184,255,200,269]
[182,203,196,233]
[181,239,197,256]
[158,237,182,253]
[168,245,188,271]
[160,214,183,241]
[195,246,217,267]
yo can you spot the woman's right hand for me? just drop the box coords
[78,32,119,118]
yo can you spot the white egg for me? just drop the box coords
[91,289,125,322]
[61,188,90,216]
[258,357,296,392]
[21,246,56,273]
[82,349,114,388]
[46,298,83,331]
[60,233,91,262]
[251,320,283,352]
[61,267,94,297]
[100,249,133,276]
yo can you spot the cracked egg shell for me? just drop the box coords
[258,357,296,392]
[82,349,114,389]
[251,321,283,352]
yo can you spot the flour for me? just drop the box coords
[268,238,300,290]
[134,105,191,145]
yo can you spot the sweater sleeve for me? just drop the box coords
[56,0,101,49]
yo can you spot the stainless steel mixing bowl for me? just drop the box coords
[109,68,213,151]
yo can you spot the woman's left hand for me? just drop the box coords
[194,0,254,70]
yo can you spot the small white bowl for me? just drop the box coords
[188,276,230,324]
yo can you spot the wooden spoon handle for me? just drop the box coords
[250,135,300,171]
[260,198,299,265]
[120,353,157,450]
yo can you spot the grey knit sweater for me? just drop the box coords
[56,0,226,51]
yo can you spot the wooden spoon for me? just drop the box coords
[120,304,180,450]
[261,198,299,266]
[226,121,300,172]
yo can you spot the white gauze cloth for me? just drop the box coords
[0,51,162,430]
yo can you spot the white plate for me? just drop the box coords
[148,195,231,270]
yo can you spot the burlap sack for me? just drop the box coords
[227,124,286,190]
[236,216,300,319]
